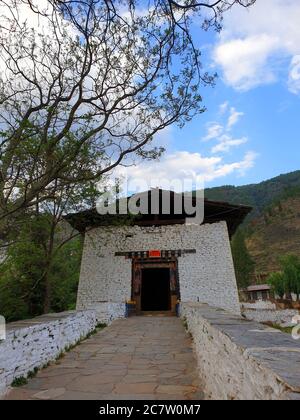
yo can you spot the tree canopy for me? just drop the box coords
[268,254,300,300]
[231,229,255,289]
[0,0,256,237]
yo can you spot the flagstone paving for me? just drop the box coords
[5,316,204,400]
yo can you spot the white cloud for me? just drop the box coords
[202,123,223,141]
[235,151,259,177]
[115,150,258,190]
[202,103,247,154]
[212,135,248,154]
[288,55,300,94]
[219,101,229,115]
[212,151,258,179]
[114,102,256,190]
[213,0,300,93]
[214,34,279,91]
[227,107,244,129]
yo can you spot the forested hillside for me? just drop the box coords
[246,192,300,274]
[205,170,300,219]
[205,171,300,281]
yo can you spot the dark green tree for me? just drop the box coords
[0,141,102,319]
[279,255,300,300]
[267,254,300,301]
[267,272,285,299]
[0,215,83,321]
[231,229,255,289]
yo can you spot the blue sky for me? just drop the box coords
[121,0,300,189]
[174,68,300,187]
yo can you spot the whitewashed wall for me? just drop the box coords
[0,310,97,398]
[77,221,241,320]
[85,302,125,325]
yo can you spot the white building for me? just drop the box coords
[66,190,251,323]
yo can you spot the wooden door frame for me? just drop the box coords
[132,258,179,314]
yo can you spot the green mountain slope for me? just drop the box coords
[246,194,300,273]
[205,170,300,275]
[205,170,300,218]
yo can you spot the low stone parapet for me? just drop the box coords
[181,303,300,400]
[241,301,276,310]
[241,307,298,325]
[0,310,97,397]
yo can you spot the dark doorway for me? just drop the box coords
[141,268,171,311]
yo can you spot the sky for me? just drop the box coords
[1,0,299,192]
[120,0,300,190]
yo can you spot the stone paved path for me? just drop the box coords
[5,316,204,400]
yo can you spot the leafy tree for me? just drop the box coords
[231,229,255,289]
[267,272,285,299]
[49,238,83,313]
[0,0,256,236]
[0,141,101,317]
[0,215,83,321]
[279,255,300,300]
[267,254,300,301]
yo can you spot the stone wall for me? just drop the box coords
[181,303,300,400]
[241,307,298,325]
[77,221,240,320]
[0,310,97,397]
[242,301,276,310]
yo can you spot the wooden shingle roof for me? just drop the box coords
[65,189,252,238]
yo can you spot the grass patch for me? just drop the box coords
[55,350,66,362]
[27,367,39,379]
[96,323,107,329]
[263,322,293,334]
[182,316,188,331]
[42,362,51,370]
[11,376,28,387]
[85,323,107,339]
[11,367,39,387]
